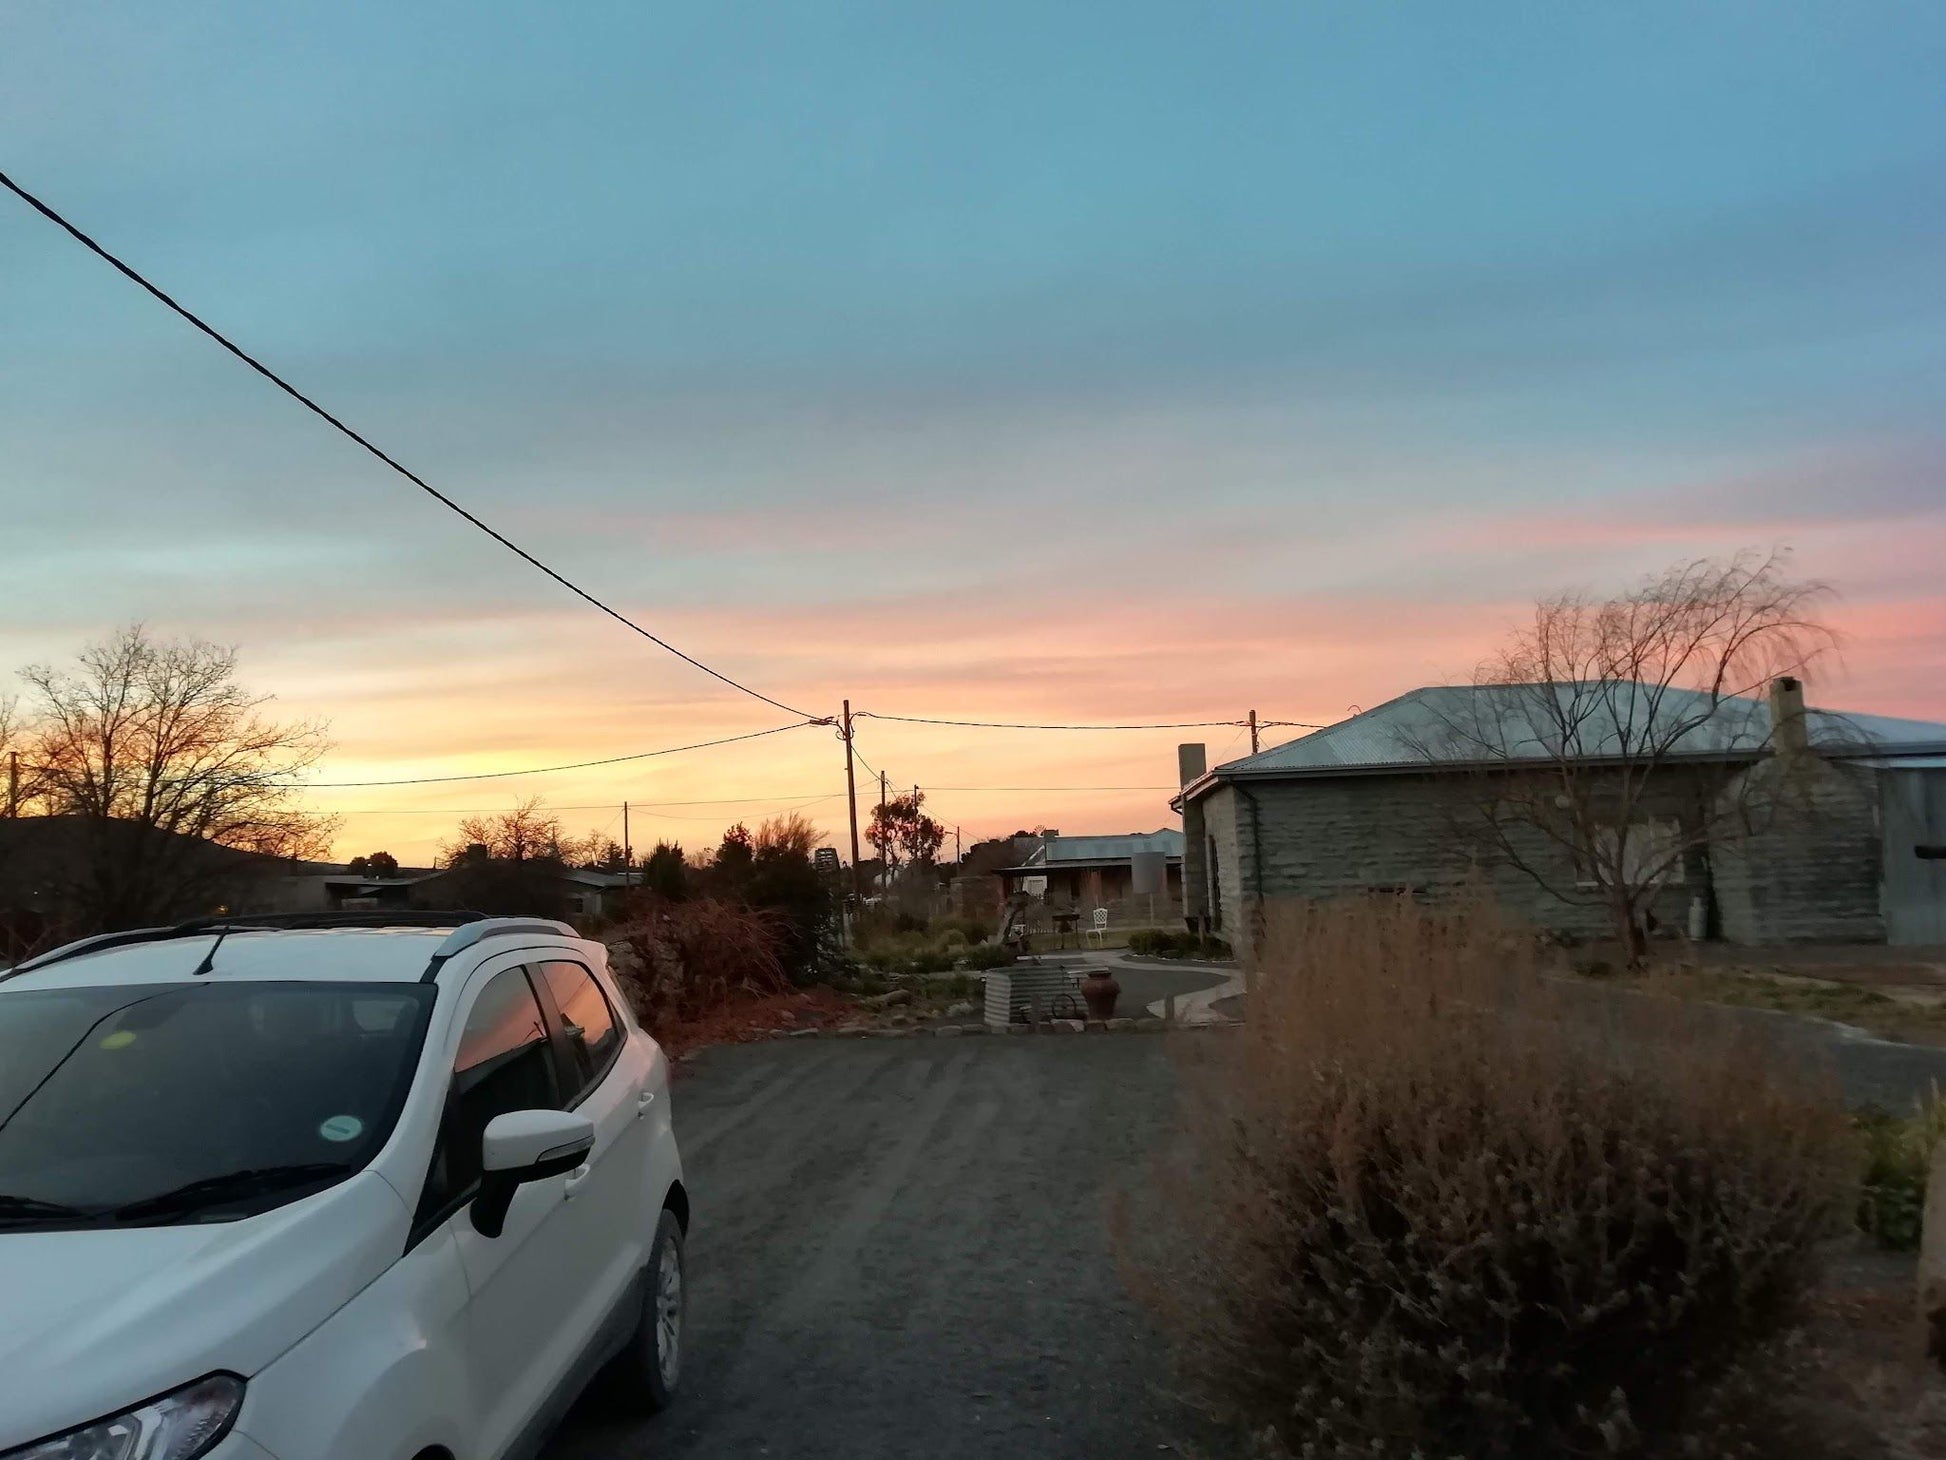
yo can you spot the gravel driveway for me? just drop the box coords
[544,1034,1220,1460]
[542,972,1946,1459]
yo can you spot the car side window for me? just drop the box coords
[534,960,624,1102]
[415,966,561,1226]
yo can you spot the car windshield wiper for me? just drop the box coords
[0,1193,97,1224]
[112,1163,354,1224]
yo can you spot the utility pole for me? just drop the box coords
[879,771,888,894]
[1248,709,1260,755]
[841,700,863,908]
[955,825,962,865]
[622,801,631,883]
[5,751,16,818]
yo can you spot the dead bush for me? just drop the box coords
[605,895,789,1031]
[1116,895,1859,1458]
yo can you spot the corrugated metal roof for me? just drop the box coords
[1857,755,1946,771]
[1021,829,1184,866]
[1203,683,1946,784]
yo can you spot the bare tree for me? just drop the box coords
[444,797,565,866]
[16,625,334,930]
[0,694,26,815]
[1410,552,1842,961]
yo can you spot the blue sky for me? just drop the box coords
[3,2,1943,860]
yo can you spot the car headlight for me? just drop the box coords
[2,1374,244,1460]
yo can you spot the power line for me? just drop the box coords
[326,792,849,813]
[630,794,841,823]
[849,743,882,783]
[854,712,1264,731]
[305,722,812,788]
[325,781,1173,814]
[918,784,1178,792]
[0,168,818,722]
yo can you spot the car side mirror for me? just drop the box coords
[470,1109,595,1238]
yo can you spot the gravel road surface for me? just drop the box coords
[545,1034,1219,1460]
[544,973,1946,1459]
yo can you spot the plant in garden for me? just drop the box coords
[604,895,789,1032]
[1115,895,1858,1457]
[1855,1095,1946,1251]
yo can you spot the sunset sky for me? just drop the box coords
[4,3,1944,867]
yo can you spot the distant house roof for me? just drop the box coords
[996,829,1184,876]
[560,869,636,889]
[1180,683,1946,802]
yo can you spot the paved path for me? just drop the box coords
[545,1036,1223,1460]
[1044,950,1240,1024]
[1654,995,1946,1113]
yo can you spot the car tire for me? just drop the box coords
[599,1208,685,1413]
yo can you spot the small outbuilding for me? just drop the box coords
[993,829,1185,927]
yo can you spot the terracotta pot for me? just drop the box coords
[1080,970,1121,1022]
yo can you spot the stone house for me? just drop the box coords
[993,829,1185,927]
[1175,678,1946,959]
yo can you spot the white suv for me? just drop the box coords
[0,913,687,1460]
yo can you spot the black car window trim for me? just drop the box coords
[528,960,625,1111]
[406,963,563,1249]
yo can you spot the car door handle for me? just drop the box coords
[563,1163,593,1198]
[636,1089,656,1117]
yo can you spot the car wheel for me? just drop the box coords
[600,1208,685,1413]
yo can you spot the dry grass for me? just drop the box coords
[1116,895,1861,1458]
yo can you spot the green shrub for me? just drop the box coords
[1128,928,1230,959]
[963,942,1014,972]
[1117,896,1857,1457]
[932,915,994,946]
[922,972,983,1000]
[857,938,958,978]
[1856,1098,1946,1250]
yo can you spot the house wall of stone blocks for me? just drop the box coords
[1186,770,1710,962]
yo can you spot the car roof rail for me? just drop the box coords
[3,909,499,983]
[2,925,179,981]
[420,917,580,982]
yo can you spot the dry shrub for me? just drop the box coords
[605,894,789,1030]
[1117,895,1859,1458]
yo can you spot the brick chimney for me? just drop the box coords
[1179,743,1210,930]
[1769,676,1809,756]
[1178,742,1208,787]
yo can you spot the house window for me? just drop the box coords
[1206,836,1221,931]
[1577,821,1686,889]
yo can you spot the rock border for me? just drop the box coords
[760,1015,1243,1040]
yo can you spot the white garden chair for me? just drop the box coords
[1085,907,1109,948]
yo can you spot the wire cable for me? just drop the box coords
[917,783,1178,792]
[854,712,1253,731]
[323,792,851,813]
[0,168,817,721]
[305,722,812,788]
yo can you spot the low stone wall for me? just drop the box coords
[984,966,1086,1027]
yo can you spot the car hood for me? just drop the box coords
[0,1172,409,1449]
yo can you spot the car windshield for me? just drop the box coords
[0,980,435,1229]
